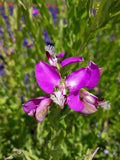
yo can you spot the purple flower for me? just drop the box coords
[23,96,52,123]
[32,8,39,16]
[109,33,115,41]
[23,50,84,122]
[92,9,96,17]
[0,64,5,75]
[66,62,109,113]
[104,149,109,155]
[20,96,24,104]
[66,61,100,111]
[23,46,108,122]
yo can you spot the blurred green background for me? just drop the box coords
[0,0,120,160]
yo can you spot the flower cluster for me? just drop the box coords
[23,45,109,123]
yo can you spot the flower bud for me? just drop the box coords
[79,98,97,115]
[23,96,52,123]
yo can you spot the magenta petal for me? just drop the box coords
[79,99,97,115]
[33,8,39,15]
[81,90,99,105]
[61,57,84,68]
[86,61,100,89]
[35,61,61,94]
[35,97,52,123]
[66,67,91,92]
[80,90,104,107]
[56,52,65,58]
[23,96,50,117]
[66,91,84,111]
[23,96,52,123]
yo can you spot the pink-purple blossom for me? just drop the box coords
[23,96,52,123]
[32,8,39,16]
[22,45,109,123]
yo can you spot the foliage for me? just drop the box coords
[0,0,120,159]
